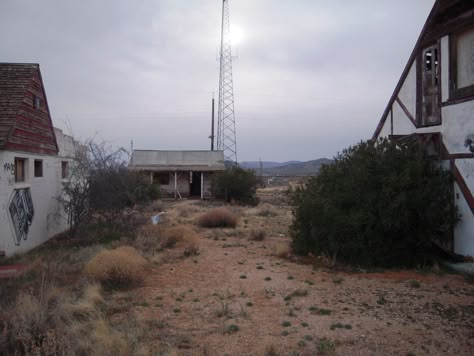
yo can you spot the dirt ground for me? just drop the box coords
[109,187,474,355]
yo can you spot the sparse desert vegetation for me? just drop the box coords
[1,187,473,355]
[197,207,239,228]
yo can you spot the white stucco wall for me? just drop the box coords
[375,40,474,256]
[398,60,417,118]
[0,129,75,256]
[456,159,474,196]
[441,36,450,103]
[454,182,474,257]
[441,101,474,153]
[392,101,416,135]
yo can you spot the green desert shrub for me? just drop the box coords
[211,166,259,205]
[290,138,458,268]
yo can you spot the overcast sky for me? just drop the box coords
[1,0,435,162]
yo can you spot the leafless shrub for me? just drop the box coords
[161,226,195,248]
[177,204,200,218]
[259,343,280,356]
[183,234,200,257]
[257,204,278,217]
[1,282,129,355]
[197,208,239,228]
[249,229,266,241]
[274,244,291,259]
[84,246,148,288]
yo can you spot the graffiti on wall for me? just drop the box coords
[2,162,15,185]
[465,135,474,153]
[8,188,35,246]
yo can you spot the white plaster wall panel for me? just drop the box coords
[160,173,190,197]
[441,101,474,153]
[397,61,417,118]
[441,36,449,103]
[455,159,474,196]
[392,101,416,135]
[1,151,56,256]
[456,27,474,89]
[454,182,474,256]
[0,131,75,256]
[377,114,392,138]
[203,172,214,197]
[55,129,77,159]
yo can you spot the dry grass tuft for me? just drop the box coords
[183,234,200,257]
[1,282,130,355]
[84,246,148,288]
[274,244,291,259]
[197,207,239,228]
[249,229,266,241]
[256,204,278,217]
[259,343,280,356]
[161,226,196,248]
[177,204,200,218]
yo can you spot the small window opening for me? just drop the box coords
[14,158,26,183]
[34,96,41,109]
[153,172,169,185]
[34,160,43,177]
[61,161,69,179]
[425,50,432,71]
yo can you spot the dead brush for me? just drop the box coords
[249,229,266,241]
[256,204,278,217]
[161,226,196,248]
[273,244,291,259]
[84,246,148,288]
[177,204,200,218]
[197,207,239,228]
[183,233,200,257]
[1,282,129,355]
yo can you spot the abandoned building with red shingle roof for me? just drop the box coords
[0,63,75,256]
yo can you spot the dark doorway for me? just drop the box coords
[190,171,201,197]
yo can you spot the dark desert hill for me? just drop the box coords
[241,158,333,176]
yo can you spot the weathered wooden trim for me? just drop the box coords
[449,20,474,100]
[372,2,439,140]
[201,172,204,200]
[395,97,417,127]
[453,163,474,216]
[373,1,474,140]
[422,8,474,45]
[441,95,474,107]
[390,107,393,135]
[450,153,474,159]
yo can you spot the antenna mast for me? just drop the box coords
[217,0,238,164]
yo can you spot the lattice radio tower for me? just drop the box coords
[217,0,237,164]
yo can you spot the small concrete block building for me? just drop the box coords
[128,150,225,199]
[0,63,74,257]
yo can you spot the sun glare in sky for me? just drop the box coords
[229,25,244,45]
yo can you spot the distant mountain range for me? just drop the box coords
[240,158,333,176]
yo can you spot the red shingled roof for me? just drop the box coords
[0,63,58,154]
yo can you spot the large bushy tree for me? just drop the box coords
[290,138,458,267]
